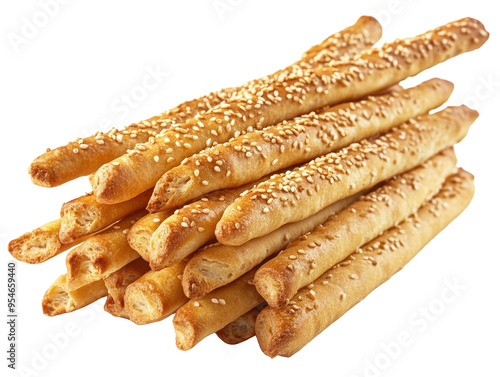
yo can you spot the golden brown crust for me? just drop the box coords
[92,17,487,204]
[123,259,189,325]
[103,258,150,319]
[149,177,269,271]
[255,169,475,357]
[173,268,264,350]
[149,78,453,211]
[42,274,108,316]
[254,148,457,307]
[216,302,267,345]
[65,210,147,291]
[29,16,380,188]
[182,192,361,299]
[127,210,175,262]
[8,219,86,264]
[216,106,478,246]
[59,189,152,244]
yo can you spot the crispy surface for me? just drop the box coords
[103,258,150,319]
[65,210,147,291]
[182,192,360,299]
[216,106,477,245]
[29,16,380,188]
[255,169,475,357]
[150,79,453,211]
[149,176,269,271]
[8,219,86,264]
[92,17,486,204]
[124,259,189,325]
[59,189,152,244]
[173,268,264,351]
[216,303,267,345]
[127,210,175,262]
[254,148,457,307]
[42,274,108,316]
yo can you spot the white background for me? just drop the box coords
[1,1,499,376]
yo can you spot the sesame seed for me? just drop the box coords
[202,180,209,186]
[154,155,160,162]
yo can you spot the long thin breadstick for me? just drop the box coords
[42,274,108,316]
[149,78,453,211]
[103,258,150,319]
[59,189,152,244]
[149,176,269,271]
[173,267,264,351]
[255,169,475,357]
[216,106,478,246]
[92,17,487,204]
[182,192,361,299]
[126,211,174,262]
[8,219,88,264]
[216,303,267,345]
[65,211,147,291]
[124,259,189,325]
[29,16,381,188]
[254,148,457,307]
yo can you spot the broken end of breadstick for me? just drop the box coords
[8,219,80,264]
[103,259,150,319]
[173,315,198,351]
[253,268,291,308]
[28,159,62,187]
[124,261,188,325]
[255,308,293,358]
[216,303,267,345]
[42,275,107,316]
[90,161,138,204]
[127,211,172,262]
[147,166,196,212]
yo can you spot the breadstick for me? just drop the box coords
[149,78,453,211]
[149,176,269,271]
[182,192,361,299]
[216,105,478,245]
[173,267,264,350]
[124,259,189,325]
[42,274,108,316]
[30,16,380,188]
[216,303,267,345]
[127,210,175,262]
[65,210,147,291]
[103,258,150,319]
[92,17,487,204]
[255,169,475,357]
[254,148,457,307]
[59,189,152,244]
[8,219,87,264]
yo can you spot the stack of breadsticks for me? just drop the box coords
[8,16,488,357]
